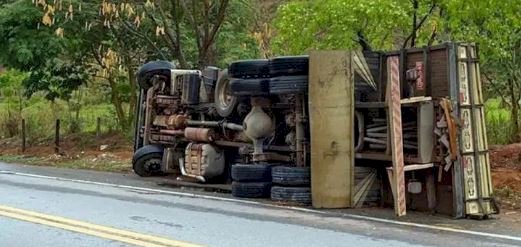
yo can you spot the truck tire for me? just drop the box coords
[137,61,174,90]
[132,145,164,177]
[231,182,271,198]
[229,59,270,79]
[271,166,310,186]
[230,76,307,96]
[214,70,238,117]
[268,75,308,95]
[269,56,309,77]
[229,78,270,96]
[271,186,311,204]
[231,163,272,182]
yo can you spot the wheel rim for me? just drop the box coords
[144,158,162,172]
[218,78,233,110]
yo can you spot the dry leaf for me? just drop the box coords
[42,13,52,26]
[55,27,64,38]
[155,26,165,36]
[134,16,141,27]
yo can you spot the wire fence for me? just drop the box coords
[17,117,118,153]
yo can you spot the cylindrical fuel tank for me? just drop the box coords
[202,66,219,102]
[184,143,225,180]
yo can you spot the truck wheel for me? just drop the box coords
[231,163,272,182]
[271,166,310,186]
[215,69,238,117]
[268,76,308,95]
[229,78,270,96]
[229,59,270,79]
[269,56,309,77]
[132,145,164,177]
[231,182,271,198]
[271,186,311,204]
[137,61,174,90]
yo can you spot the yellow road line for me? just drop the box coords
[0,205,203,247]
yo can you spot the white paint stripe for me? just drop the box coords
[1,170,521,243]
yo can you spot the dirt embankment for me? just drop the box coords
[490,144,521,190]
[0,133,133,172]
[489,144,521,209]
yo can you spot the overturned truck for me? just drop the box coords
[133,42,497,218]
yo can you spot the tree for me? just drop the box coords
[20,0,259,131]
[272,0,521,141]
[0,0,64,70]
[271,0,412,54]
[441,0,521,140]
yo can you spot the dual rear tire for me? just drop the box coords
[231,163,272,198]
[270,166,311,205]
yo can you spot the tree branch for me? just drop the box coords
[355,30,372,51]
[121,21,167,60]
[403,1,437,48]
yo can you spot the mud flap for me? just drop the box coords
[309,51,354,208]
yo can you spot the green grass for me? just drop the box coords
[0,96,121,142]
[0,155,43,164]
[495,186,521,210]
[485,98,516,145]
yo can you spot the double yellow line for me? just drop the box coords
[0,205,202,247]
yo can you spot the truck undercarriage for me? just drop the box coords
[132,42,497,218]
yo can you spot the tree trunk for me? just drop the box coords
[108,76,127,131]
[508,79,520,141]
[124,54,137,130]
[411,0,418,47]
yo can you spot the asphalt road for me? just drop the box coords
[0,162,520,247]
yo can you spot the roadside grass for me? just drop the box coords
[0,154,131,173]
[495,186,521,210]
[0,96,120,142]
[485,98,516,145]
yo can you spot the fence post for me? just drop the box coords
[55,119,60,154]
[96,117,101,137]
[21,118,26,153]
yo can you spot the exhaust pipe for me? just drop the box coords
[178,158,206,183]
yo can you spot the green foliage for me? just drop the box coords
[0,69,26,99]
[485,99,516,144]
[272,0,411,54]
[23,58,91,101]
[215,0,259,67]
[0,69,27,137]
[0,0,64,70]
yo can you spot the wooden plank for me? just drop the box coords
[386,163,434,172]
[355,97,431,108]
[355,152,392,161]
[386,56,407,216]
[400,96,432,104]
[309,51,354,208]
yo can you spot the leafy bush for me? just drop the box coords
[485,99,516,145]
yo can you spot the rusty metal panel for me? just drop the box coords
[448,43,466,218]
[309,51,354,209]
[387,56,407,216]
